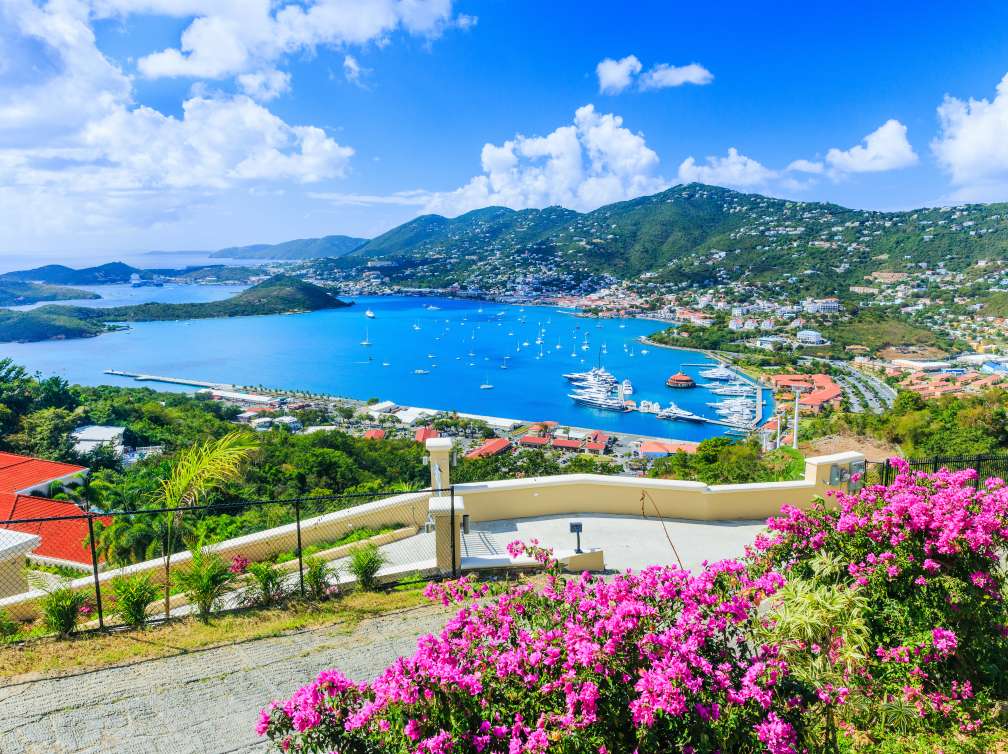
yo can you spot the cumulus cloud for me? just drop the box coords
[0,0,355,248]
[678,148,777,188]
[825,119,918,173]
[597,55,713,94]
[596,55,643,94]
[931,73,1008,200]
[639,63,714,90]
[422,104,668,216]
[237,69,291,101]
[124,0,460,80]
[786,159,824,174]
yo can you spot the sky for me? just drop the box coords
[2,0,1008,257]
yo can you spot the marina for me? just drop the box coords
[4,294,773,443]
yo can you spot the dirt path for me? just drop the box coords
[0,604,448,754]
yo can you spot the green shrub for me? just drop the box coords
[110,573,159,629]
[242,561,288,608]
[347,543,385,591]
[41,587,88,636]
[173,547,235,623]
[0,609,17,638]
[304,556,337,602]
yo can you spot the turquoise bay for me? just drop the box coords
[3,290,771,442]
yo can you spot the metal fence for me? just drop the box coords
[867,453,1008,488]
[0,486,456,638]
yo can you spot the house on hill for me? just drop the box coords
[0,452,107,576]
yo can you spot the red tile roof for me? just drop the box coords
[0,452,87,495]
[551,438,583,450]
[640,440,699,456]
[465,437,511,459]
[414,427,440,443]
[363,429,386,440]
[519,435,550,447]
[0,493,109,566]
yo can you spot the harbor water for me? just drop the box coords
[3,291,772,442]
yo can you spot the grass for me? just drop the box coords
[0,586,428,680]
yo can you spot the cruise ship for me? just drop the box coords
[563,367,616,384]
[699,365,737,381]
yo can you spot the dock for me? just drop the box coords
[104,370,233,390]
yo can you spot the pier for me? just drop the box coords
[104,370,233,390]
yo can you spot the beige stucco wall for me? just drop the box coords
[454,452,862,523]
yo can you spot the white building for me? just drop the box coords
[71,425,125,458]
[796,329,829,346]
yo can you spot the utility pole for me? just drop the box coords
[775,411,783,449]
[792,389,803,450]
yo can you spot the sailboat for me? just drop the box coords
[365,309,375,319]
[412,321,421,331]
[360,327,372,346]
[480,374,494,390]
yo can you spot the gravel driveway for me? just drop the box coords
[0,604,448,754]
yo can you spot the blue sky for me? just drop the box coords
[2,0,1008,256]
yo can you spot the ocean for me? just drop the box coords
[2,288,772,442]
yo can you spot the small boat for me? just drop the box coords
[412,322,421,331]
[480,374,494,389]
[621,378,634,395]
[427,353,436,359]
[414,369,430,375]
[640,348,649,355]
[365,309,375,319]
[426,304,440,310]
[382,362,391,367]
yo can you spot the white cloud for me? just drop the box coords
[0,0,355,249]
[237,69,291,101]
[343,54,364,85]
[677,148,777,188]
[639,62,713,90]
[786,158,824,174]
[597,55,713,94]
[423,104,667,216]
[126,0,460,80]
[825,119,918,174]
[931,73,1008,200]
[596,55,642,95]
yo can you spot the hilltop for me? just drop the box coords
[212,234,368,259]
[0,276,350,342]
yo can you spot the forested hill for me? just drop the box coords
[212,234,368,259]
[0,276,350,343]
[344,183,1008,292]
[0,280,99,306]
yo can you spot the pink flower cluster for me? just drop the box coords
[230,555,249,575]
[421,574,489,607]
[259,557,798,753]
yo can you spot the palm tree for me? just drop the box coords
[159,432,258,619]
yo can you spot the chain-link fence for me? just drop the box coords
[866,453,1008,489]
[0,486,452,639]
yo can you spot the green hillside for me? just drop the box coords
[1,262,140,285]
[0,276,350,342]
[340,183,1008,296]
[213,234,368,259]
[0,280,99,306]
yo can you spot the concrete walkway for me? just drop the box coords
[0,604,448,754]
[467,514,766,572]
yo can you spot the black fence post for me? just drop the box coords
[294,498,305,598]
[450,485,457,579]
[86,514,104,630]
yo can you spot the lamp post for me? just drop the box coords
[569,521,583,554]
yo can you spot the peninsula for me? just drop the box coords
[0,275,351,343]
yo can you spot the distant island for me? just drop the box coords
[0,280,99,307]
[211,234,368,260]
[0,276,351,343]
[1,261,265,286]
